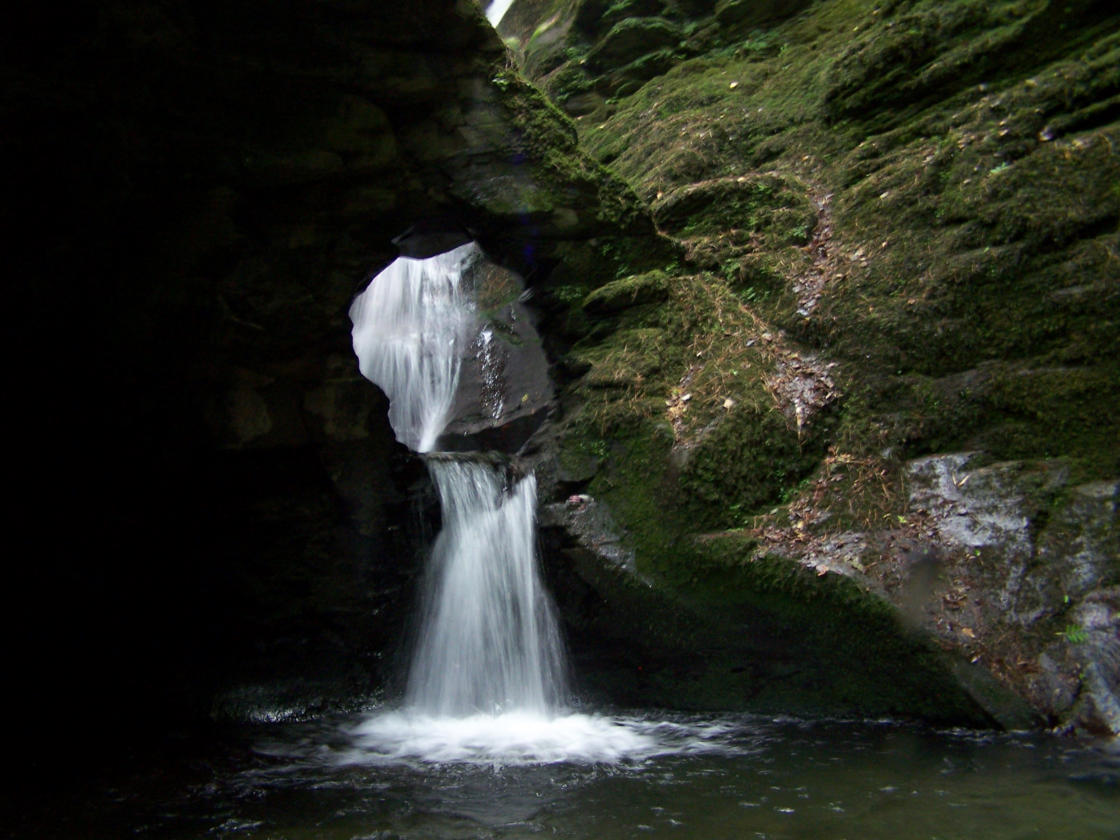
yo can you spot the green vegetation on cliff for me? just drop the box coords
[512,0,1119,723]
[527,0,1119,530]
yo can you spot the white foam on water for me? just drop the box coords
[338,710,737,766]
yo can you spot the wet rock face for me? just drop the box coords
[541,494,637,575]
[439,256,554,454]
[905,455,1048,567]
[902,457,1120,733]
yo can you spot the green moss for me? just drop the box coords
[491,67,653,234]
[544,61,594,105]
[586,17,683,70]
[823,1,994,123]
[582,269,670,313]
[653,174,816,243]
[978,366,1120,474]
[527,0,1119,722]
[679,400,825,529]
[602,0,667,26]
[545,0,1119,491]
[573,326,668,387]
[603,47,682,97]
[714,0,812,28]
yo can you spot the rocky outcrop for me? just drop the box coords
[439,253,555,453]
[538,486,1000,723]
[905,457,1119,733]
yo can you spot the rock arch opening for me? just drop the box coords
[350,238,553,456]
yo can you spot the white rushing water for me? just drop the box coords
[349,243,477,453]
[339,711,739,766]
[406,458,566,716]
[350,243,721,764]
[485,0,515,26]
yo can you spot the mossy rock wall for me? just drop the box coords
[508,0,1120,729]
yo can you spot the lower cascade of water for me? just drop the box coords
[348,445,715,764]
[406,457,566,717]
[348,447,728,763]
[352,448,722,765]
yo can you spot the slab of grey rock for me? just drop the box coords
[907,455,1120,734]
[541,494,638,576]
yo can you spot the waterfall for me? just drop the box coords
[407,458,566,716]
[349,243,475,453]
[485,0,515,26]
[350,243,567,719]
[345,244,722,764]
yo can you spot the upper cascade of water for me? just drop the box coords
[349,243,477,453]
[485,0,514,26]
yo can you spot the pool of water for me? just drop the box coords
[40,709,1118,840]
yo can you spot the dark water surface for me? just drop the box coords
[15,711,1120,840]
